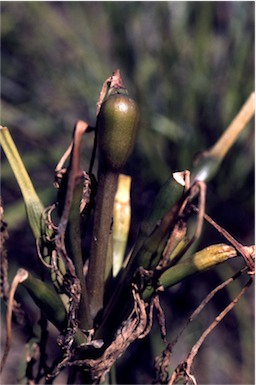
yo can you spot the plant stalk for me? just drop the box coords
[87,168,119,321]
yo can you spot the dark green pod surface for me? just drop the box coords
[97,93,139,170]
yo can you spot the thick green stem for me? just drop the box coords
[87,169,118,321]
[95,179,187,345]
[86,75,139,323]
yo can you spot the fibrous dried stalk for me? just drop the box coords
[47,284,154,384]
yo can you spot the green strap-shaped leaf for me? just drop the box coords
[143,244,254,299]
[0,126,44,239]
[21,270,67,330]
[21,269,88,346]
[191,92,255,183]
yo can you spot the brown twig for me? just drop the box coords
[154,266,248,384]
[167,275,253,385]
[0,200,9,299]
[184,276,253,378]
[0,268,29,373]
[193,207,255,272]
[177,267,248,346]
[0,201,25,326]
[153,295,167,344]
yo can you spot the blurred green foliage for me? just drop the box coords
[1,2,254,384]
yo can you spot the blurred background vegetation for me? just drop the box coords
[1,2,254,384]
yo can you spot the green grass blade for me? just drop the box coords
[0,126,44,239]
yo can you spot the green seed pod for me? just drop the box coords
[97,92,139,171]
